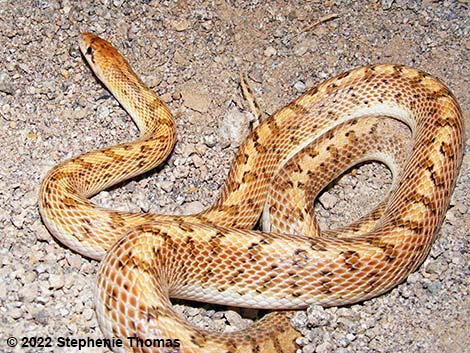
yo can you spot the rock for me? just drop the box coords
[83,307,95,321]
[294,80,306,92]
[180,201,205,215]
[34,221,51,242]
[303,343,316,353]
[181,89,211,113]
[159,180,174,192]
[191,154,204,168]
[381,0,394,10]
[316,342,335,353]
[318,192,338,210]
[307,305,332,327]
[296,336,309,347]
[10,307,24,320]
[160,92,173,103]
[0,71,14,94]
[292,310,308,330]
[203,134,217,147]
[11,214,25,229]
[294,43,309,56]
[224,311,246,329]
[18,283,39,303]
[424,281,441,295]
[218,108,252,147]
[264,46,277,57]
[0,282,7,300]
[49,273,65,289]
[169,19,191,31]
[173,164,190,178]
[66,254,83,270]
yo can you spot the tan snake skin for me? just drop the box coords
[39,33,464,353]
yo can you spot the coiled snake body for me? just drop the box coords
[39,33,464,352]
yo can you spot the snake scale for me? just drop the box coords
[39,33,464,353]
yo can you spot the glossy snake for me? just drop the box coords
[39,33,464,352]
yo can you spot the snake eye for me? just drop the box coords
[86,46,93,55]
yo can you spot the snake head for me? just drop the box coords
[79,32,132,85]
[78,32,102,63]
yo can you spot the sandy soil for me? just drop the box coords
[1,1,469,352]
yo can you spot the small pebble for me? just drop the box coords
[169,19,191,31]
[264,46,277,57]
[203,134,217,147]
[302,343,316,353]
[0,71,14,94]
[181,88,211,113]
[307,305,332,327]
[318,192,338,210]
[180,201,205,215]
[218,108,252,147]
[49,273,65,290]
[294,80,306,92]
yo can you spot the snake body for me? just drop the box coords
[39,33,464,353]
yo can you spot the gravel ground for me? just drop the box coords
[1,1,469,353]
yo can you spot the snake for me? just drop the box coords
[39,33,464,353]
